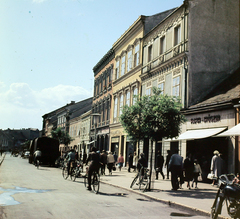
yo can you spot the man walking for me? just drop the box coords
[155,150,165,180]
[168,149,183,190]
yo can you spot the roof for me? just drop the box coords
[190,67,240,109]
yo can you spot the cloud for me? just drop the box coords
[0,82,91,129]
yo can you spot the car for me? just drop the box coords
[24,151,30,158]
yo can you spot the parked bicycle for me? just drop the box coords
[211,174,240,219]
[84,166,100,194]
[130,166,150,192]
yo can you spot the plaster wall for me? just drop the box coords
[188,0,239,106]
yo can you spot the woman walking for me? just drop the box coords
[192,159,202,189]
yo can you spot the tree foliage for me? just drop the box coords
[51,127,73,146]
[120,87,186,142]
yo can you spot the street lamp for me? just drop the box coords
[91,113,101,150]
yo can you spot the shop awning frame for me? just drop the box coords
[177,127,227,140]
[217,124,240,137]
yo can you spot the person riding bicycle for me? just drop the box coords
[137,153,148,176]
[66,149,76,175]
[86,146,101,191]
[33,148,42,166]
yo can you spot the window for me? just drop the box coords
[146,87,151,96]
[148,45,152,62]
[127,50,133,72]
[115,60,119,80]
[160,36,166,54]
[134,44,140,67]
[158,82,164,94]
[113,97,118,121]
[174,26,181,46]
[172,76,180,97]
[132,86,138,105]
[119,93,123,116]
[121,56,126,76]
[125,90,130,106]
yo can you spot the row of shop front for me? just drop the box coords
[87,106,239,176]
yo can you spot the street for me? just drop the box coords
[0,154,207,219]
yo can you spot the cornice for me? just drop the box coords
[143,6,185,46]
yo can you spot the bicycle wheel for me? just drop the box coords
[139,173,150,192]
[62,166,69,180]
[72,168,77,182]
[92,172,100,194]
[130,174,138,188]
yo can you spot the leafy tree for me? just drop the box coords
[51,127,73,147]
[120,87,186,190]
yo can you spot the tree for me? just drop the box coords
[120,87,186,190]
[51,127,73,147]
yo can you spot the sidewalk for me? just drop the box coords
[100,167,230,219]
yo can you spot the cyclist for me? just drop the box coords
[66,149,76,175]
[33,148,42,166]
[86,146,101,191]
[137,153,148,174]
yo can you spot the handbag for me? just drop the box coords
[198,174,202,181]
[112,166,116,171]
[207,173,215,180]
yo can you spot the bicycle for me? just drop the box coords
[138,167,150,192]
[84,166,100,194]
[62,160,75,180]
[72,161,83,182]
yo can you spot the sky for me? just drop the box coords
[0,0,184,130]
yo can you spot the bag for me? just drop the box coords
[198,174,202,181]
[112,166,116,171]
[207,173,215,180]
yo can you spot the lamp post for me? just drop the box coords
[91,113,101,150]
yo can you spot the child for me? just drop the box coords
[192,159,202,189]
[232,173,240,184]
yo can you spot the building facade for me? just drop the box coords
[110,10,176,165]
[91,48,115,152]
[140,0,239,173]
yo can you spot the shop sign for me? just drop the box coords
[111,137,119,143]
[191,115,221,124]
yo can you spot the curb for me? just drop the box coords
[101,180,229,219]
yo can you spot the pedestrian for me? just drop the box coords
[210,150,224,185]
[113,152,118,163]
[83,152,87,164]
[128,153,133,172]
[107,152,115,175]
[117,153,124,171]
[183,152,194,189]
[155,150,165,180]
[168,149,184,190]
[86,146,100,191]
[165,150,171,179]
[133,152,138,172]
[100,150,107,175]
[192,159,202,188]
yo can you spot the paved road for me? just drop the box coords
[0,154,208,219]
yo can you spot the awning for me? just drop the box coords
[217,124,240,137]
[177,127,227,140]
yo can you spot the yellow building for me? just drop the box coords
[110,9,176,165]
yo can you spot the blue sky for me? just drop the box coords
[0,0,184,130]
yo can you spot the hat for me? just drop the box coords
[213,150,219,155]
